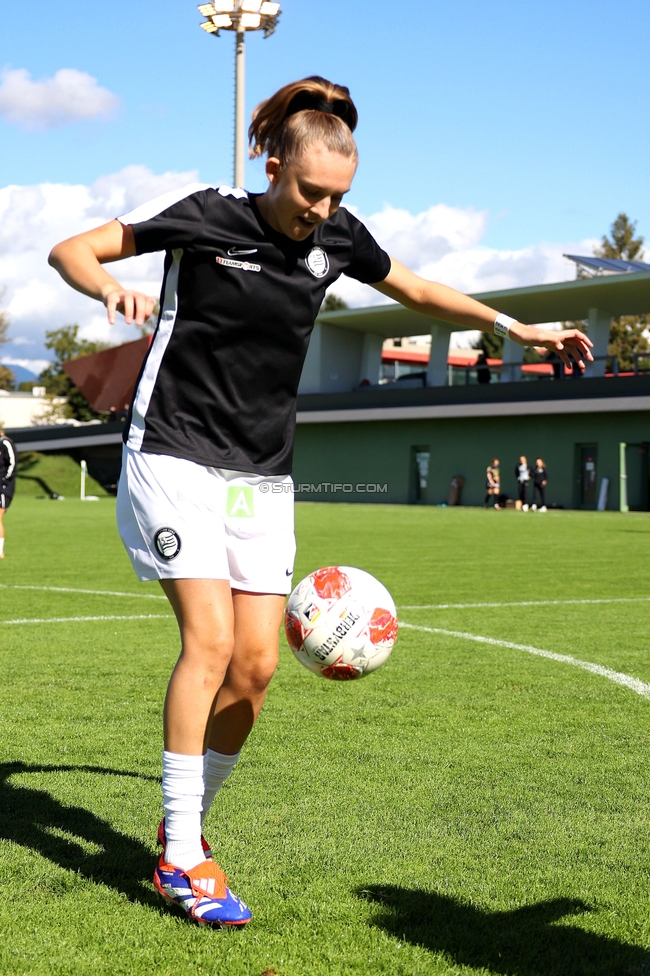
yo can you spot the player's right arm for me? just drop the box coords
[48,220,156,326]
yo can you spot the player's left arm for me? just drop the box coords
[372,258,593,369]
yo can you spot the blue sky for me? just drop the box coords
[1,0,649,370]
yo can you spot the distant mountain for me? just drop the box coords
[5,365,38,388]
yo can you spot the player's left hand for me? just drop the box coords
[528,327,593,370]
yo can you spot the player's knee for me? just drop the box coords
[234,648,278,696]
[181,630,235,672]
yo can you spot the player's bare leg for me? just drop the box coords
[207,590,285,756]
[160,578,235,755]
[154,577,252,925]
[0,508,6,558]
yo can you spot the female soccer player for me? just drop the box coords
[49,76,592,927]
[0,428,17,558]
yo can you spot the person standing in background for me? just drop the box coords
[476,350,491,384]
[0,429,17,558]
[515,455,531,511]
[485,457,500,507]
[531,457,548,512]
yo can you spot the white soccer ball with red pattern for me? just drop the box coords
[284,566,398,680]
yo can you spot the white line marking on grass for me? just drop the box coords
[400,622,650,699]
[0,584,167,600]
[3,614,174,625]
[398,597,650,610]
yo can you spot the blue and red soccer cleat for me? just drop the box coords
[157,817,212,859]
[153,855,252,926]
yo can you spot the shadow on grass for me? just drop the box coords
[358,885,649,976]
[16,475,57,497]
[0,761,162,909]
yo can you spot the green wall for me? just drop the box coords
[293,410,650,510]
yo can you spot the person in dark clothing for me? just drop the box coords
[476,350,491,384]
[531,457,548,511]
[515,455,531,510]
[546,349,564,380]
[484,457,500,507]
[0,429,17,558]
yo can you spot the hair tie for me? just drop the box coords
[312,99,335,114]
[285,91,354,129]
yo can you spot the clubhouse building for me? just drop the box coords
[8,261,650,511]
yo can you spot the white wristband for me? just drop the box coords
[494,313,517,338]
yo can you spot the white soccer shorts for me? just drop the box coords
[116,447,296,593]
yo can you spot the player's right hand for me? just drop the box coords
[103,289,157,326]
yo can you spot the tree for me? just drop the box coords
[595,212,644,262]
[39,325,112,422]
[321,293,348,313]
[0,290,16,391]
[472,331,503,360]
[595,213,648,372]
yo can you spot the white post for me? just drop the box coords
[80,459,87,501]
[427,322,454,387]
[500,339,524,383]
[359,333,384,386]
[234,31,246,188]
[583,307,612,378]
[620,442,629,512]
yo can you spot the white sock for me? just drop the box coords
[202,748,241,824]
[0,539,4,554]
[162,751,206,870]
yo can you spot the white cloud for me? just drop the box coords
[332,201,595,312]
[0,68,120,130]
[0,166,596,369]
[0,166,203,366]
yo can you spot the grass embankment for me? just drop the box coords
[15,452,108,498]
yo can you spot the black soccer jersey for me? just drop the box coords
[119,184,391,475]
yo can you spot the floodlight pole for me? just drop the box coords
[197,2,281,190]
[234,30,246,188]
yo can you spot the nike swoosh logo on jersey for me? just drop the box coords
[216,256,261,272]
[227,247,258,256]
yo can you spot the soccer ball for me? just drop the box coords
[284,566,398,680]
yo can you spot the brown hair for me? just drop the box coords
[249,76,358,164]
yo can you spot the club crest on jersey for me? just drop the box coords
[305,246,329,278]
[216,256,261,272]
[154,527,181,560]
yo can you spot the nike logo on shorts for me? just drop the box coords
[228,246,258,256]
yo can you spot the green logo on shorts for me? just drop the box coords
[227,485,254,518]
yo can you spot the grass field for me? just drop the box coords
[2,497,650,975]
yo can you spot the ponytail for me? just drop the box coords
[249,76,358,164]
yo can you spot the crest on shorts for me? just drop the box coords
[154,527,181,560]
[305,246,329,278]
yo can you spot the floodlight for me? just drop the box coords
[260,1,280,13]
[212,12,233,27]
[200,20,218,31]
[198,3,216,14]
[241,0,262,10]
[239,12,261,27]
[213,0,235,10]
